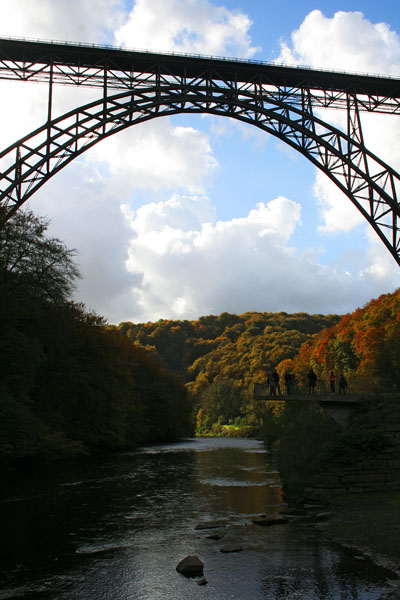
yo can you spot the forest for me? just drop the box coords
[118,309,341,434]
[0,209,193,471]
[1,206,399,467]
[119,289,400,435]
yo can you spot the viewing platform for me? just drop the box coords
[254,383,374,428]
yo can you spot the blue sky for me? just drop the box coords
[223,0,400,56]
[0,0,399,323]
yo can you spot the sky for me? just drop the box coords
[0,0,400,324]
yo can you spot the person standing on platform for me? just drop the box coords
[284,372,293,395]
[328,370,336,394]
[267,373,276,397]
[308,369,317,394]
[339,373,347,394]
[272,369,281,396]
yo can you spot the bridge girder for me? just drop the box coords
[0,39,399,264]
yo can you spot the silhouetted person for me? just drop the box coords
[328,370,336,394]
[267,373,276,397]
[284,372,293,395]
[272,369,281,396]
[308,369,317,394]
[339,373,347,394]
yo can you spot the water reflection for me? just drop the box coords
[0,438,392,599]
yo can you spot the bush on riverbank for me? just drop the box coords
[196,421,259,438]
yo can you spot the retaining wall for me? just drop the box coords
[304,403,400,502]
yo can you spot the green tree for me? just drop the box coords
[199,379,245,426]
[0,208,80,303]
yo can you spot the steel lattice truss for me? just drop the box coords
[0,38,400,264]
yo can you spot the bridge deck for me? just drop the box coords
[258,393,369,427]
[1,37,400,98]
[256,393,368,404]
[271,394,366,404]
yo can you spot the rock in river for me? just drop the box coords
[176,556,204,576]
[220,545,243,553]
[195,521,225,530]
[206,533,223,540]
[252,515,289,526]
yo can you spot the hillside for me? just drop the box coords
[118,311,340,435]
[118,311,341,393]
[290,288,400,393]
[119,290,400,434]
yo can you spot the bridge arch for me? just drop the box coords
[0,81,400,264]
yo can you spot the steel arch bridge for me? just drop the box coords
[1,38,400,265]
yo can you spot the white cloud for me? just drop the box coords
[364,226,400,280]
[26,160,141,322]
[0,80,99,152]
[313,172,364,233]
[115,0,259,57]
[120,193,400,322]
[0,0,125,44]
[277,10,400,239]
[25,181,400,324]
[124,194,301,320]
[0,0,120,146]
[130,193,216,234]
[87,118,218,199]
[278,10,400,76]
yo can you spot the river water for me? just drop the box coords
[0,437,393,599]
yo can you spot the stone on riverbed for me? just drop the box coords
[197,578,208,586]
[206,533,223,540]
[176,556,204,576]
[252,515,289,526]
[219,545,243,553]
[279,508,307,516]
[195,521,226,530]
[315,512,333,521]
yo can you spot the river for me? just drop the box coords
[0,437,393,599]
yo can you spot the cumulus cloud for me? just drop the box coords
[276,9,400,240]
[26,160,141,322]
[278,10,400,76]
[123,194,300,320]
[0,0,125,44]
[87,118,218,200]
[313,172,364,233]
[114,0,259,57]
[0,0,118,146]
[120,194,400,322]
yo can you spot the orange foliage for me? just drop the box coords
[292,289,400,393]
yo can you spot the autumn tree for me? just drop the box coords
[291,289,400,393]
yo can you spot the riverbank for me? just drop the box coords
[316,492,400,597]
